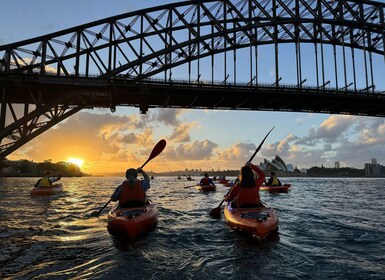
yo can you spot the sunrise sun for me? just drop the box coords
[66,157,84,168]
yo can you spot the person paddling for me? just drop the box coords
[34,170,62,188]
[265,171,282,186]
[224,162,265,208]
[111,167,151,208]
[199,173,215,186]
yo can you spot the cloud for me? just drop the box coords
[268,115,385,169]
[164,140,218,161]
[155,108,184,126]
[169,122,197,143]
[219,142,257,162]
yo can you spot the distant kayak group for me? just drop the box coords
[29,130,290,241]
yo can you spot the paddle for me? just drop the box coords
[95,139,167,217]
[209,126,275,218]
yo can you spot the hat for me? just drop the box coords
[125,168,138,178]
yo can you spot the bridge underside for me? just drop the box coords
[2,74,385,159]
[2,74,385,115]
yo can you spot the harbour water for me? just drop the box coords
[0,176,384,279]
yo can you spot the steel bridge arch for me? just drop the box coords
[1,0,385,85]
[2,0,385,159]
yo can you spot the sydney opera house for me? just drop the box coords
[259,155,294,173]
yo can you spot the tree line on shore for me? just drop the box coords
[0,159,87,177]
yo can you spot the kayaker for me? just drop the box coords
[265,171,282,186]
[224,162,265,208]
[111,167,151,208]
[34,170,62,188]
[199,173,215,186]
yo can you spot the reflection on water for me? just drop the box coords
[1,176,385,279]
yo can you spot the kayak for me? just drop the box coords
[260,183,291,193]
[107,201,159,238]
[224,201,279,240]
[30,183,63,195]
[195,184,216,191]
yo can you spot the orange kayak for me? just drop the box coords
[260,183,291,193]
[107,202,159,238]
[30,183,63,195]
[195,184,216,191]
[224,201,279,240]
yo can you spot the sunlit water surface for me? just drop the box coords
[0,177,384,279]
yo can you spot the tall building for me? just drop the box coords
[365,158,385,176]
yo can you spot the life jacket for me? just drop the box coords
[37,177,52,188]
[119,180,145,206]
[234,184,261,207]
[201,177,210,185]
[270,177,280,186]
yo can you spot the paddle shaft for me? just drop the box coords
[95,139,167,217]
[213,127,275,210]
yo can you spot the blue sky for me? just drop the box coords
[1,0,385,174]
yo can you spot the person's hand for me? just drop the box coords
[245,161,252,167]
[137,168,143,174]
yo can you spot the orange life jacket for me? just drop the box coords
[119,180,145,205]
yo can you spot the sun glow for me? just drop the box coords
[67,157,84,168]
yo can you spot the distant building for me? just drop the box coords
[335,161,340,168]
[364,158,385,177]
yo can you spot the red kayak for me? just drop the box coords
[30,183,63,195]
[195,184,216,192]
[260,184,291,193]
[224,201,279,240]
[107,201,159,238]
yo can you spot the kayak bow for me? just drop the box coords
[224,201,279,240]
[107,201,159,238]
[30,183,63,195]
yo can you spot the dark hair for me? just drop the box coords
[239,166,256,188]
[270,172,275,176]
[125,168,138,179]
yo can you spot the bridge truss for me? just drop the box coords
[1,0,385,158]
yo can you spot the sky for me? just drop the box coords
[1,0,385,174]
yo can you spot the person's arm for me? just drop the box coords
[224,183,239,202]
[34,179,41,188]
[138,168,150,182]
[111,184,122,201]
[138,168,151,192]
[49,177,59,183]
[266,177,273,186]
[249,163,265,187]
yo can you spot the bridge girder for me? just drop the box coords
[1,0,385,159]
[0,0,384,80]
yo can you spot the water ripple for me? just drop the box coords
[0,176,385,279]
